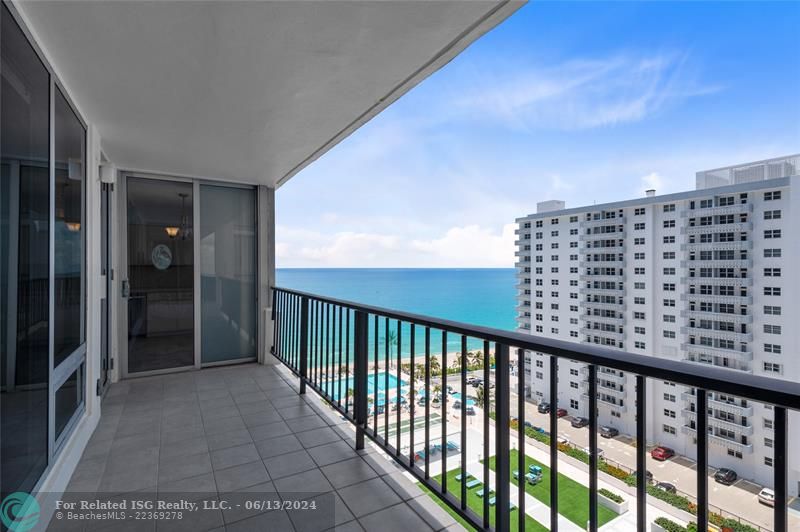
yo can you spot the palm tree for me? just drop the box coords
[386,329,398,367]
[430,356,441,376]
[476,384,493,412]
[451,352,462,370]
[469,350,483,369]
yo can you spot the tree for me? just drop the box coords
[476,384,493,412]
[451,352,462,370]
[430,356,441,376]
[469,350,483,369]
[386,329,398,367]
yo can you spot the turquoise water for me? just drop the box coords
[451,392,476,406]
[276,268,516,354]
[328,371,407,405]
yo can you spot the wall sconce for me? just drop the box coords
[65,222,81,232]
[165,226,179,238]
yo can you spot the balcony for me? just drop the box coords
[681,276,753,287]
[681,240,752,252]
[682,391,754,417]
[681,425,754,454]
[580,314,625,326]
[682,409,754,436]
[580,230,626,241]
[580,273,626,284]
[680,326,753,343]
[580,327,626,342]
[262,287,800,532]
[680,203,753,217]
[580,216,626,229]
[681,293,753,305]
[580,259,626,268]
[681,258,752,269]
[584,300,627,311]
[681,310,753,325]
[579,286,624,296]
[681,342,754,362]
[681,222,753,234]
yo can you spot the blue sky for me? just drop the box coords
[276,1,800,268]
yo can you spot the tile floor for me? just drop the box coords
[50,363,464,532]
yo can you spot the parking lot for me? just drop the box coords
[452,366,793,531]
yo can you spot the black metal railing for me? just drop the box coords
[271,287,800,532]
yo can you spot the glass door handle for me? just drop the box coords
[121,280,130,298]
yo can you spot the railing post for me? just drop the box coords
[494,343,511,532]
[696,389,708,532]
[353,310,368,450]
[636,375,647,531]
[299,296,309,394]
[774,406,787,532]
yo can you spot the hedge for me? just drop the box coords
[654,517,695,532]
[598,488,624,504]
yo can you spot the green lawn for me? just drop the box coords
[486,449,617,528]
[417,469,550,532]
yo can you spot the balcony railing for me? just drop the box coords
[271,286,799,532]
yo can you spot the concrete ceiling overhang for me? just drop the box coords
[17,0,523,187]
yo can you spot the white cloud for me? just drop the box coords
[640,171,664,194]
[276,224,516,268]
[454,51,722,130]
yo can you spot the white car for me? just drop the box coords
[557,436,570,446]
[757,488,775,507]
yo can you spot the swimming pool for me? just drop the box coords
[328,371,407,404]
[451,392,476,407]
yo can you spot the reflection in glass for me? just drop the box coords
[127,178,195,373]
[1,4,51,496]
[200,186,257,363]
[54,88,86,367]
[55,365,84,439]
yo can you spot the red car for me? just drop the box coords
[651,446,675,461]
[556,408,568,418]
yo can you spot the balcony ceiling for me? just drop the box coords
[18,1,522,187]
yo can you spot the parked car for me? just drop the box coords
[524,421,534,429]
[537,402,551,414]
[632,470,654,483]
[757,488,775,507]
[465,406,476,416]
[571,417,589,428]
[714,468,738,485]
[650,446,675,461]
[556,436,570,446]
[582,446,605,459]
[655,482,676,494]
[556,408,568,418]
[600,426,619,438]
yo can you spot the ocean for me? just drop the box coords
[276,268,517,355]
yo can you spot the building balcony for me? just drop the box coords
[682,391,754,417]
[580,273,626,283]
[580,259,626,268]
[681,203,753,218]
[681,222,753,234]
[681,342,754,362]
[681,240,753,252]
[681,259,752,269]
[580,327,626,341]
[681,276,753,287]
[681,425,754,454]
[579,216,626,229]
[681,293,753,305]
[580,314,625,326]
[584,300,626,311]
[682,409,754,436]
[681,310,753,325]
[579,286,625,296]
[682,356,751,373]
[581,392,628,411]
[680,327,753,343]
[580,231,626,241]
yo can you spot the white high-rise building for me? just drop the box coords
[515,154,800,493]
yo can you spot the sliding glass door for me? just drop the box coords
[126,178,195,374]
[200,185,257,364]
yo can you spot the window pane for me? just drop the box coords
[53,88,85,366]
[200,185,257,363]
[55,364,84,439]
[1,3,51,495]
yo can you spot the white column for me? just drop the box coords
[258,185,278,365]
